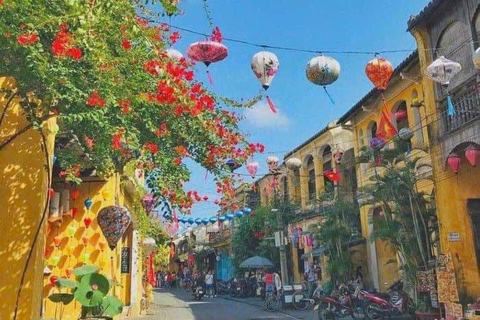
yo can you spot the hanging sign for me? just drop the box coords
[447,232,461,242]
[121,247,130,274]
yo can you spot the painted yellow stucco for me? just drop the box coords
[0,77,56,320]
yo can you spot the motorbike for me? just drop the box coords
[362,281,413,320]
[314,284,365,320]
[230,276,247,297]
[216,280,231,295]
[192,280,205,301]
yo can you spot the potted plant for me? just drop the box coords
[48,265,123,319]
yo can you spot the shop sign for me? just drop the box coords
[447,232,461,242]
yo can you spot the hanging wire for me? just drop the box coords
[201,0,214,30]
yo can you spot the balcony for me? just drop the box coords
[440,76,480,135]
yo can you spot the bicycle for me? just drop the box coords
[264,287,281,312]
[292,282,323,310]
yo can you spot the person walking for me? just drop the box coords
[273,269,282,301]
[205,270,214,298]
[304,261,316,298]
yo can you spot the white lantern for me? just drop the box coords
[286,157,301,170]
[251,51,279,90]
[425,56,461,86]
[306,56,340,86]
[266,156,279,173]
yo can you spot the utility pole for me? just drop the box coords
[272,169,289,284]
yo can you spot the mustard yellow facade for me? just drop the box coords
[0,77,57,320]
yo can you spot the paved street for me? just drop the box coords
[125,288,317,320]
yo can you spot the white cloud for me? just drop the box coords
[243,101,291,129]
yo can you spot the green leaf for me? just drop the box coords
[101,295,123,317]
[56,278,78,289]
[48,293,74,305]
[74,273,110,307]
[73,265,100,277]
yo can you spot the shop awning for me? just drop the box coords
[301,237,366,259]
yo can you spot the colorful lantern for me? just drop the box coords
[225,213,234,220]
[49,276,58,286]
[165,48,184,61]
[99,241,107,251]
[195,218,202,224]
[178,217,187,224]
[51,255,60,266]
[473,47,480,69]
[370,137,386,150]
[218,216,226,222]
[365,58,394,90]
[187,218,194,224]
[53,236,62,247]
[235,211,243,218]
[446,153,461,174]
[395,110,408,122]
[251,51,279,90]
[286,157,301,170]
[243,207,252,215]
[226,159,241,172]
[209,217,218,223]
[201,218,209,225]
[306,55,340,105]
[246,161,259,179]
[82,236,89,246]
[82,253,90,263]
[266,156,279,173]
[465,144,479,167]
[97,206,132,250]
[71,207,78,218]
[67,225,77,237]
[398,128,414,141]
[84,197,93,210]
[425,56,462,116]
[141,193,156,214]
[65,268,73,278]
[71,189,80,200]
[83,217,92,228]
[324,170,340,182]
[187,27,228,85]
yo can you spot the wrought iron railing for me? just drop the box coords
[441,76,480,134]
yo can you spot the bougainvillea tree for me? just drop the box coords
[0,0,263,210]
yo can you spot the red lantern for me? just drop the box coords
[71,189,80,200]
[84,217,92,228]
[324,169,340,182]
[365,58,394,90]
[465,144,479,167]
[447,153,461,174]
[395,110,408,122]
[49,276,58,286]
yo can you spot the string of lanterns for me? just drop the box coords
[177,207,252,226]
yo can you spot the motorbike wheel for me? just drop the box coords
[365,302,385,320]
[317,301,337,320]
[350,298,366,319]
[292,291,310,310]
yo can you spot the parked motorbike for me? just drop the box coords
[230,276,245,297]
[362,281,413,320]
[216,280,231,295]
[314,284,365,320]
[192,285,204,300]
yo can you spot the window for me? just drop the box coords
[467,199,480,267]
[306,156,316,201]
[322,146,333,189]
[368,121,377,140]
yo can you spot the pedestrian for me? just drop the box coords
[166,272,173,289]
[205,270,214,298]
[304,261,316,298]
[156,271,162,288]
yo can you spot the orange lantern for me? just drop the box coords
[365,58,393,90]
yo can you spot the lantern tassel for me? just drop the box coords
[266,96,277,113]
[323,86,336,106]
[204,170,209,180]
[206,70,214,85]
[446,94,457,117]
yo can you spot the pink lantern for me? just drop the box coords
[246,161,259,179]
[465,144,480,167]
[447,153,461,174]
[395,110,408,122]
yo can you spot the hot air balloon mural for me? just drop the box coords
[306,55,340,105]
[425,56,462,116]
[97,206,132,250]
[187,27,228,85]
[251,51,280,113]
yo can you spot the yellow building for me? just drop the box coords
[338,52,435,292]
[408,0,480,299]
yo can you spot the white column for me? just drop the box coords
[130,230,140,311]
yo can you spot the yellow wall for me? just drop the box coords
[0,77,56,320]
[42,175,143,319]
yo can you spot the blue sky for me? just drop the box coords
[160,0,431,223]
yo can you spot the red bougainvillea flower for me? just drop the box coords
[155,123,169,137]
[84,136,94,149]
[111,133,123,150]
[169,31,181,44]
[118,99,131,113]
[173,157,182,165]
[87,92,106,108]
[121,38,132,51]
[175,146,188,157]
[144,142,158,154]
[17,32,39,46]
[143,60,160,77]
[66,47,82,60]
[51,31,70,56]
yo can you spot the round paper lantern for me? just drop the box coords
[398,128,414,141]
[84,197,93,210]
[266,156,279,173]
[209,217,218,223]
[235,211,243,218]
[49,276,58,286]
[218,216,226,222]
[365,58,394,90]
[370,137,386,150]
[71,189,80,200]
[187,27,228,67]
[306,55,340,86]
[97,206,132,250]
[395,110,408,122]
[446,153,461,174]
[201,218,209,225]
[425,56,462,86]
[473,47,480,69]
[243,207,252,215]
[165,48,184,61]
[178,217,187,224]
[187,218,194,224]
[465,144,479,167]
[246,161,259,179]
[251,51,279,90]
[286,157,301,170]
[83,217,92,228]
[225,213,234,220]
[195,218,202,224]
[98,241,107,251]
[141,193,156,214]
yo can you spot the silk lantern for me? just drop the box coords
[365,58,393,90]
[84,217,92,228]
[370,137,386,150]
[195,218,202,224]
[209,217,218,223]
[286,157,301,170]
[97,206,132,250]
[67,225,77,237]
[187,218,194,224]
[201,218,209,225]
[71,189,80,200]
[84,197,93,210]
[465,144,479,167]
[142,193,156,214]
[246,161,259,179]
[243,207,252,215]
[398,128,413,141]
[306,55,340,105]
[425,56,462,116]
[225,213,234,220]
[447,153,461,174]
[235,211,243,218]
[218,216,226,222]
[251,51,279,113]
[266,156,279,173]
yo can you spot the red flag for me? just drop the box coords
[376,104,397,140]
[324,169,340,182]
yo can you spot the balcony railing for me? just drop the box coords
[441,76,480,135]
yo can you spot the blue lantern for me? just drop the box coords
[201,218,209,225]
[235,211,243,218]
[209,217,218,223]
[242,207,252,215]
[53,155,57,164]
[195,218,202,224]
[218,216,226,222]
[84,197,93,210]
[226,213,234,220]
[179,217,186,224]
[187,218,194,224]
